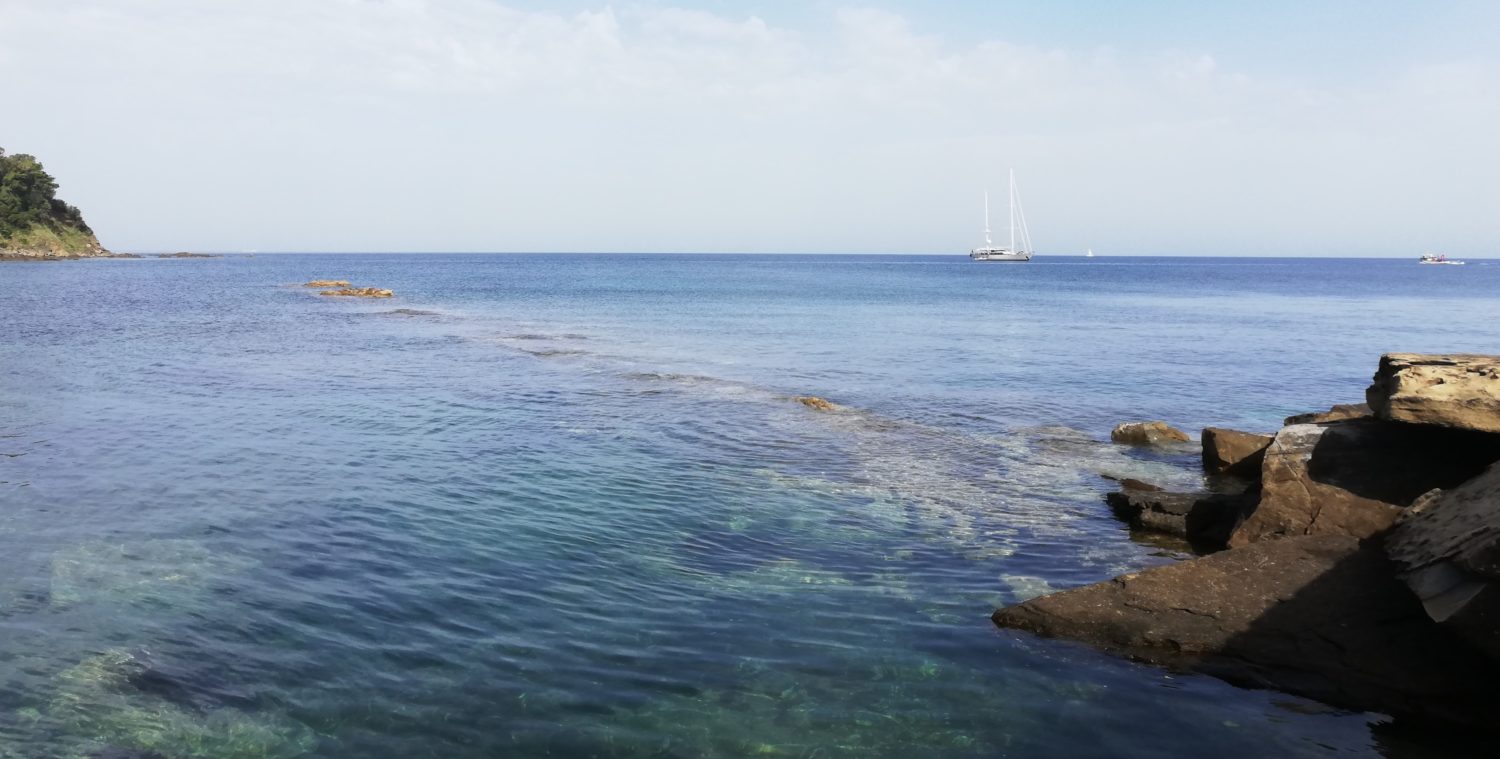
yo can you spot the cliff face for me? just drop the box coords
[0,148,111,260]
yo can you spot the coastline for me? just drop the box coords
[995,354,1500,734]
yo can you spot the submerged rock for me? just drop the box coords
[1200,427,1272,479]
[319,287,394,298]
[1228,419,1500,547]
[50,539,254,608]
[1106,490,1255,552]
[1100,474,1163,492]
[1284,403,1370,425]
[89,749,170,759]
[48,649,315,758]
[1367,353,1500,434]
[303,279,349,287]
[1109,421,1190,446]
[992,534,1500,729]
[795,396,838,412]
[1386,460,1500,662]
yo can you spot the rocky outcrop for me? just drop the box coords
[1106,490,1254,551]
[993,534,1500,728]
[1,148,112,260]
[1110,421,1190,446]
[1284,403,1369,425]
[995,353,1500,734]
[1387,460,1500,662]
[1201,427,1272,478]
[320,287,394,298]
[795,396,838,412]
[154,251,218,258]
[1227,419,1500,547]
[1368,353,1500,434]
[0,236,110,260]
[304,279,350,287]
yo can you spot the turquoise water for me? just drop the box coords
[2,255,1498,758]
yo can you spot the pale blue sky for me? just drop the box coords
[2,1,1496,255]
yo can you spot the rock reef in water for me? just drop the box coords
[154,251,219,258]
[995,353,1500,733]
[795,396,838,412]
[1109,421,1190,446]
[320,287,394,298]
[304,279,350,287]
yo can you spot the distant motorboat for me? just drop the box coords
[970,170,1033,262]
[1419,253,1465,265]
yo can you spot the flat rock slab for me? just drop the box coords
[1367,353,1500,434]
[1106,490,1254,552]
[1201,427,1272,478]
[1228,419,1500,547]
[1387,460,1500,662]
[1284,403,1370,426]
[992,534,1500,728]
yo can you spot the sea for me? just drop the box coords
[2,254,1498,758]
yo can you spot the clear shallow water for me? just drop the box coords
[2,254,1498,758]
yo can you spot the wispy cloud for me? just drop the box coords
[2,0,1495,254]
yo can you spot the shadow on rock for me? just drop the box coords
[993,534,1500,734]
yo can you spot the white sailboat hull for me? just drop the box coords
[969,249,1032,262]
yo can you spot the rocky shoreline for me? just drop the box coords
[994,353,1500,733]
[0,241,114,261]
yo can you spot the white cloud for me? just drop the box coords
[1,0,1495,254]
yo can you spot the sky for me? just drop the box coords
[2,0,1498,255]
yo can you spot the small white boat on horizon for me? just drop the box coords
[1419,253,1465,265]
[970,170,1033,262]
[1085,248,1094,258]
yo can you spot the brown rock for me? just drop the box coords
[320,287,394,298]
[1227,419,1500,547]
[304,279,350,287]
[1367,353,1500,434]
[1110,421,1190,446]
[1284,403,1370,425]
[992,534,1500,729]
[1387,460,1500,662]
[1106,490,1255,552]
[1201,427,1272,478]
[795,396,837,412]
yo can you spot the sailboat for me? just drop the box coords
[1086,248,1095,258]
[970,169,1033,262]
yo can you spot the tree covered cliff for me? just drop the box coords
[0,148,108,258]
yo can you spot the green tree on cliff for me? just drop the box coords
[0,147,93,241]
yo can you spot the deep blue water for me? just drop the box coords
[2,254,1498,758]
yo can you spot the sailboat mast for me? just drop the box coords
[983,191,992,246]
[1008,168,1016,253]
